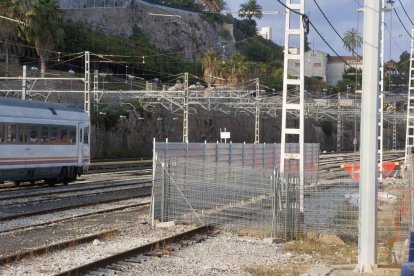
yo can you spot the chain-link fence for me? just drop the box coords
[151,142,413,263]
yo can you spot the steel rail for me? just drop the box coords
[0,185,151,221]
[55,225,214,276]
[0,230,119,265]
[0,179,151,201]
[0,202,150,235]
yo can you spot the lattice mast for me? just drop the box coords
[280,0,305,212]
[405,29,414,164]
[254,78,260,144]
[84,51,90,114]
[183,72,189,143]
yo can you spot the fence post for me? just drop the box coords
[161,161,165,222]
[229,141,232,165]
[150,138,156,226]
[271,171,277,238]
[253,143,256,168]
[242,142,245,167]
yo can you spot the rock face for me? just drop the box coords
[60,0,236,61]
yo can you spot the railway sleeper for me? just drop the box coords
[167,243,181,252]
[144,251,164,257]
[106,264,126,271]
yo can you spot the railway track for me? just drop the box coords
[56,225,213,276]
[0,181,152,221]
[0,203,152,264]
[0,161,152,192]
[0,199,151,234]
[0,177,151,203]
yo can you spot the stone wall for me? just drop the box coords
[60,0,236,61]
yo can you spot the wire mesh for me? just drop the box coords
[151,142,413,264]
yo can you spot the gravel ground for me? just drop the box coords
[0,218,197,276]
[0,180,150,206]
[0,197,150,233]
[0,201,151,257]
[116,231,314,276]
[0,221,320,276]
[0,186,151,219]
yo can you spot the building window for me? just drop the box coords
[313,63,322,68]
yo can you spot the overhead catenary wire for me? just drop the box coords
[393,8,414,40]
[311,0,362,59]
[398,0,414,26]
[275,0,352,67]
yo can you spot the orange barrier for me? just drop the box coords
[341,161,399,181]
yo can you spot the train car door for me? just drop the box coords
[77,123,84,167]
[77,122,90,168]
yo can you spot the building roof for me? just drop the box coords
[327,56,362,64]
[0,97,84,113]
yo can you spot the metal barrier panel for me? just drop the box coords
[155,142,320,186]
[152,142,413,264]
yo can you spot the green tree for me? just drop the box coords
[342,28,362,56]
[398,51,410,78]
[202,51,219,87]
[0,0,25,76]
[202,0,226,12]
[238,0,263,21]
[25,0,64,77]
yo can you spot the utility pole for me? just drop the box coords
[84,51,91,114]
[254,78,260,144]
[183,72,189,143]
[280,0,305,212]
[22,65,26,100]
[405,30,414,164]
[355,0,381,272]
[337,92,342,152]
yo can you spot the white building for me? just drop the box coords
[326,56,362,85]
[287,49,328,82]
[258,27,272,40]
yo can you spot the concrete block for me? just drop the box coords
[155,221,175,228]
[263,237,284,244]
[301,266,333,276]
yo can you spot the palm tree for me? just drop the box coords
[342,28,362,56]
[25,0,64,77]
[202,51,219,87]
[202,0,226,12]
[239,0,263,21]
[0,0,25,76]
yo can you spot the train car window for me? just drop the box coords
[50,127,58,144]
[29,126,38,144]
[7,124,17,144]
[60,127,68,144]
[40,126,49,144]
[69,127,76,144]
[79,128,83,143]
[84,127,89,144]
[0,123,5,143]
[18,125,28,144]
[7,124,17,143]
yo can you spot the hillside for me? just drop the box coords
[60,0,237,62]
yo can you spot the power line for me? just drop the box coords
[393,8,414,39]
[311,0,361,58]
[384,24,404,53]
[275,0,352,67]
[398,0,414,26]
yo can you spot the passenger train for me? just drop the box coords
[0,98,90,185]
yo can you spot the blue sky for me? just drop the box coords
[226,0,414,61]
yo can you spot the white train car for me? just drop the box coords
[0,98,90,185]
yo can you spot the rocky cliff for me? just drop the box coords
[60,0,236,61]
